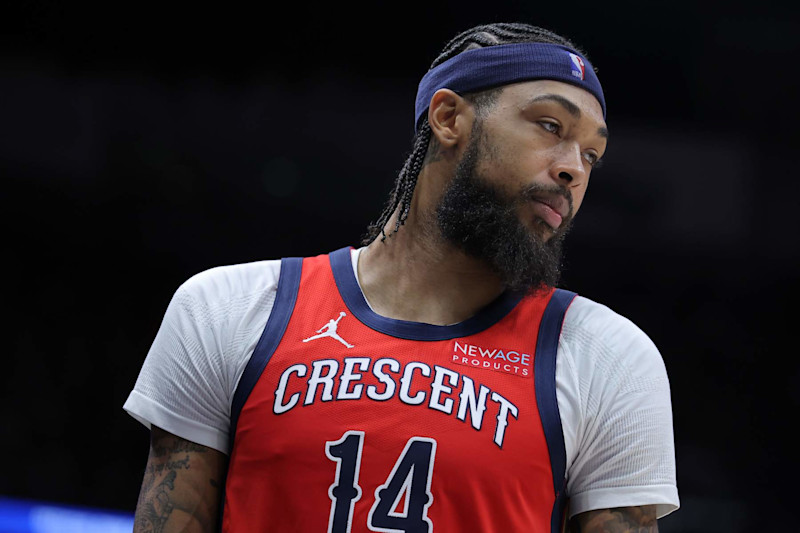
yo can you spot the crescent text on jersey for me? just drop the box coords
[273,357,520,448]
[302,311,354,348]
[451,341,532,378]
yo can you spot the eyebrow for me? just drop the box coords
[527,93,609,139]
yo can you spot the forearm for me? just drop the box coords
[134,427,227,533]
[568,505,658,533]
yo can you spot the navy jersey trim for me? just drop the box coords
[228,256,303,451]
[219,256,303,531]
[535,288,577,533]
[329,247,523,341]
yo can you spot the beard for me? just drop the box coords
[435,126,574,295]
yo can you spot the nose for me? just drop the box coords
[549,142,587,188]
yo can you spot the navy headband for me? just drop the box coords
[414,42,606,130]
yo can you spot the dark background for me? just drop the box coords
[2,2,798,532]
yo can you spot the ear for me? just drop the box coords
[427,89,474,149]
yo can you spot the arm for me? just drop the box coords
[134,426,228,533]
[558,299,679,523]
[568,505,657,533]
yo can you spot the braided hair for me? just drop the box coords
[362,22,583,244]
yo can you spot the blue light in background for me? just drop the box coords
[0,497,134,533]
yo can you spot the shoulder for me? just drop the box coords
[560,294,668,387]
[556,294,679,518]
[162,258,286,373]
[562,295,658,355]
[167,259,284,331]
[123,258,285,453]
[177,259,283,308]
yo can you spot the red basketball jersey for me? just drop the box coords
[221,248,575,532]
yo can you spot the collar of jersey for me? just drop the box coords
[329,246,524,341]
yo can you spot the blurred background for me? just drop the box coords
[1,1,798,531]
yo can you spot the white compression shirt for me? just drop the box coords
[124,247,679,519]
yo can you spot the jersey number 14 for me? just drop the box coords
[325,430,437,533]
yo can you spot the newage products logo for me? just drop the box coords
[451,341,532,377]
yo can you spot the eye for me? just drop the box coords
[539,120,561,135]
[582,152,603,168]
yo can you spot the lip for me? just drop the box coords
[530,194,569,229]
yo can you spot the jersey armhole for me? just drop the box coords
[535,288,577,533]
[228,256,303,451]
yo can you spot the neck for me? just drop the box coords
[358,205,504,326]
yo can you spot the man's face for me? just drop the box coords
[435,80,608,293]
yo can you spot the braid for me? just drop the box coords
[432,23,582,68]
[366,121,431,241]
[362,22,581,244]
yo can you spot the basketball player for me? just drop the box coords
[125,22,679,532]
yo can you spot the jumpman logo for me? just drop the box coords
[302,311,354,348]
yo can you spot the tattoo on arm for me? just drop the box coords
[136,470,177,532]
[569,505,658,533]
[134,427,226,533]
